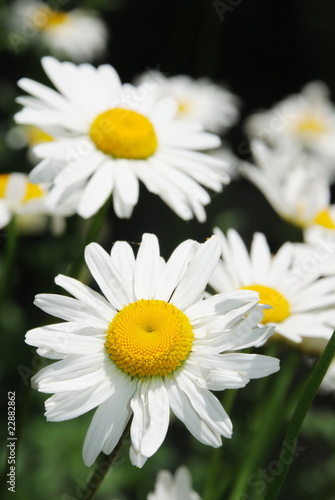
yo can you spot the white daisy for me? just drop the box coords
[136,71,240,133]
[15,57,230,222]
[0,172,76,234]
[245,81,335,164]
[241,140,335,232]
[148,466,201,500]
[26,233,279,468]
[9,0,108,62]
[210,228,335,343]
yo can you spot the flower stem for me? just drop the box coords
[264,329,335,500]
[226,349,301,500]
[68,198,111,280]
[79,421,130,500]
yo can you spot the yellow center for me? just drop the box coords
[295,113,327,135]
[0,174,9,198]
[0,174,45,203]
[89,108,158,159]
[178,101,190,115]
[35,8,69,30]
[23,182,45,203]
[241,285,290,323]
[26,126,54,147]
[313,209,335,229]
[105,299,194,378]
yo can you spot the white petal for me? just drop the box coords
[170,236,222,310]
[33,294,108,327]
[138,379,170,457]
[44,364,118,421]
[165,376,223,447]
[134,234,161,299]
[154,240,199,301]
[54,274,116,322]
[250,232,272,283]
[185,290,259,324]
[78,162,114,219]
[176,370,232,437]
[82,371,135,466]
[85,243,135,309]
[26,328,104,355]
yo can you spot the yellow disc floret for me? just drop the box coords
[26,126,54,147]
[35,8,69,30]
[89,108,158,159]
[23,182,45,203]
[242,284,290,323]
[0,174,9,198]
[295,113,327,135]
[313,209,335,229]
[105,299,194,378]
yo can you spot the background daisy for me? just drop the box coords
[0,172,75,234]
[245,81,335,164]
[8,0,108,62]
[210,228,335,343]
[136,71,240,133]
[148,466,201,500]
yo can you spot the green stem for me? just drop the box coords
[68,198,110,280]
[78,422,130,500]
[264,329,335,500]
[227,349,300,500]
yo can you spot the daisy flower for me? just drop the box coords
[15,57,230,222]
[210,228,335,343]
[241,141,335,233]
[136,71,240,133]
[148,466,201,500]
[26,234,279,468]
[245,81,335,163]
[0,172,76,234]
[9,0,108,62]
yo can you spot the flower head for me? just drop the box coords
[210,228,335,343]
[245,81,335,163]
[26,233,279,468]
[241,141,335,232]
[15,57,230,222]
[9,0,108,62]
[136,71,240,133]
[148,466,201,500]
[0,172,75,233]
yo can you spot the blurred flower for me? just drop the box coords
[26,234,279,468]
[241,141,335,232]
[6,125,54,164]
[136,71,240,133]
[148,466,201,500]
[15,57,230,222]
[0,172,75,234]
[210,228,335,343]
[8,0,108,62]
[245,81,335,165]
